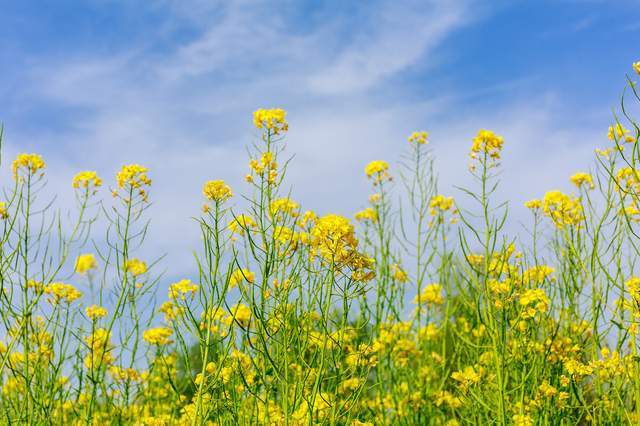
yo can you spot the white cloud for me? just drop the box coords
[306,0,470,94]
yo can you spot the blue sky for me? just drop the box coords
[1,0,639,277]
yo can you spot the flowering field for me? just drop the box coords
[1,63,640,425]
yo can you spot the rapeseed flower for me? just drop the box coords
[85,305,108,320]
[570,172,594,190]
[43,282,82,304]
[364,160,391,183]
[72,171,102,192]
[542,190,584,228]
[143,327,173,345]
[253,108,288,135]
[203,180,233,203]
[75,253,98,274]
[408,131,428,145]
[125,258,147,276]
[12,153,45,181]
[470,129,504,160]
[168,279,199,301]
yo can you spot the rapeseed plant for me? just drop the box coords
[0,62,640,425]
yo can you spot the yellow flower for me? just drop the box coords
[143,327,173,345]
[310,214,358,262]
[519,288,549,319]
[364,160,391,183]
[115,164,151,201]
[522,265,555,284]
[125,258,147,276]
[85,305,108,320]
[253,108,288,135]
[434,390,463,408]
[27,279,43,293]
[524,199,542,210]
[84,328,112,353]
[538,380,558,398]
[625,276,640,305]
[451,365,481,387]
[408,131,428,145]
[392,264,409,283]
[43,282,82,304]
[298,210,317,228]
[229,269,255,288]
[354,207,377,223]
[74,254,97,275]
[616,167,640,194]
[270,197,299,218]
[470,129,504,160]
[413,283,444,306]
[0,202,8,220]
[116,164,151,189]
[369,193,381,204]
[595,147,612,158]
[229,303,252,325]
[429,195,454,216]
[109,366,141,382]
[512,414,533,426]
[542,190,584,228]
[607,123,635,144]
[249,151,278,181]
[168,279,199,301]
[160,301,182,322]
[228,214,257,235]
[563,358,593,377]
[12,153,46,181]
[570,172,594,190]
[633,61,640,76]
[203,180,233,203]
[72,171,102,192]
[419,323,439,341]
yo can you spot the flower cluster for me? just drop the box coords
[143,327,173,345]
[310,214,374,281]
[608,123,635,144]
[229,269,255,288]
[75,253,98,274]
[428,194,458,225]
[270,197,299,219]
[542,190,584,228]
[85,305,108,320]
[203,180,233,204]
[72,171,103,193]
[364,160,391,184]
[570,172,594,190]
[247,151,278,184]
[355,207,378,223]
[408,131,428,145]
[12,153,46,181]
[115,164,151,201]
[413,283,444,306]
[125,258,147,276]
[228,214,257,235]
[470,129,504,161]
[253,108,288,135]
[168,279,199,301]
[43,282,82,304]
